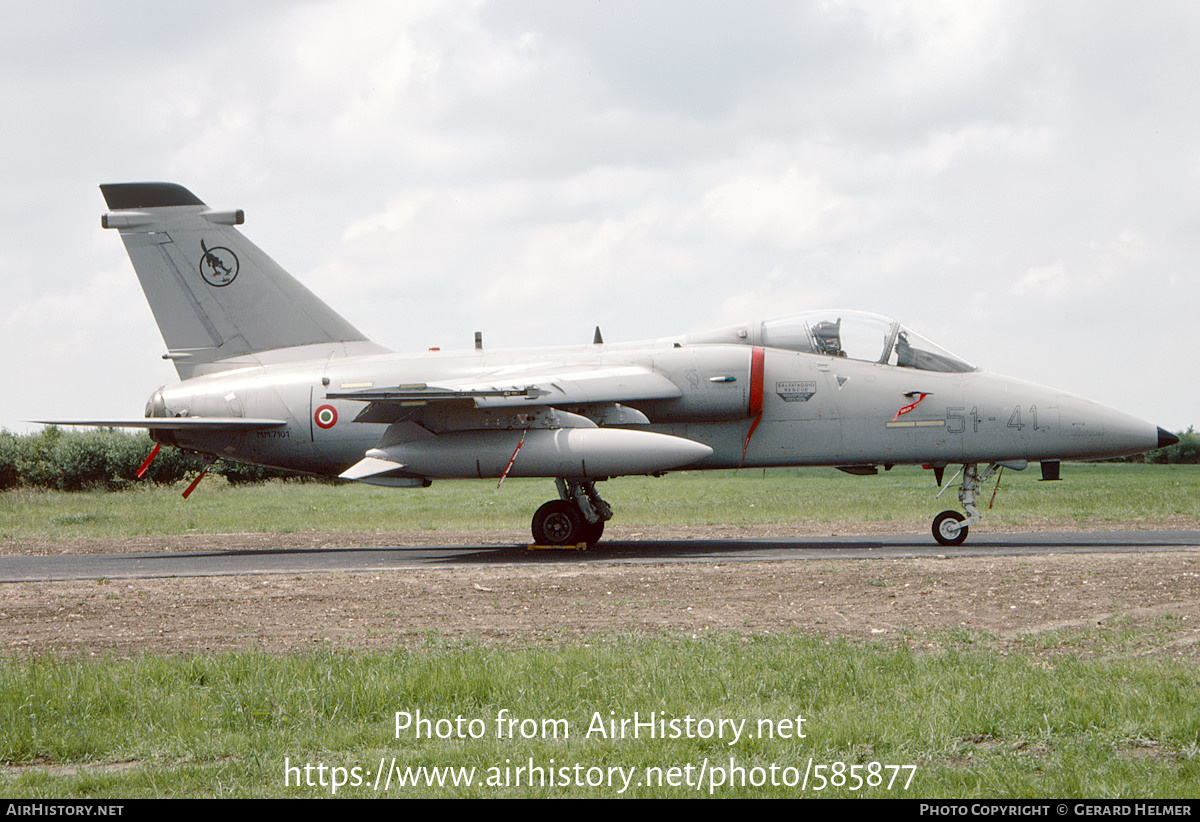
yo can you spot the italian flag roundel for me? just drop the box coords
[314,405,338,429]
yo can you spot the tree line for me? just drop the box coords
[0,427,299,491]
[1113,426,1200,464]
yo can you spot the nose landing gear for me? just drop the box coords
[932,509,968,546]
[932,463,1000,546]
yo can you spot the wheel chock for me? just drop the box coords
[526,543,589,551]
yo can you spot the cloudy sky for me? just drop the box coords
[3,0,1197,433]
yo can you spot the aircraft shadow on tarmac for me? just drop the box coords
[6,532,1196,584]
[431,532,1198,565]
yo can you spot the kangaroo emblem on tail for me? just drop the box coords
[199,239,239,287]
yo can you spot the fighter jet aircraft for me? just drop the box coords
[40,183,1178,547]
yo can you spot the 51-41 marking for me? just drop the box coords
[946,406,1039,434]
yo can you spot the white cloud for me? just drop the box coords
[1,0,1197,431]
[698,165,857,249]
[1013,262,1069,300]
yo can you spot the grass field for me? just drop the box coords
[1,463,1198,798]
[2,463,1198,542]
[2,634,1199,798]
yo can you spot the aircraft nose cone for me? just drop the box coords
[1158,427,1180,449]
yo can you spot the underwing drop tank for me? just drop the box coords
[348,428,714,482]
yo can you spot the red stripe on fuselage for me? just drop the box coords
[740,347,766,469]
[749,346,765,418]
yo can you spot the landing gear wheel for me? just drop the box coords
[532,500,583,546]
[932,510,968,546]
[579,518,605,548]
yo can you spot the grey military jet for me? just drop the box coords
[41,183,1178,547]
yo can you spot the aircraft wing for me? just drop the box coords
[31,418,289,430]
[327,363,682,418]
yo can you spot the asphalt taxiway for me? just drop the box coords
[3,530,1199,582]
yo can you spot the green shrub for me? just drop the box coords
[0,427,302,490]
[1123,427,1200,465]
[0,430,21,491]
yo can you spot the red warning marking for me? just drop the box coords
[739,413,763,469]
[136,443,161,478]
[891,392,931,422]
[497,428,529,489]
[314,405,338,429]
[748,346,765,417]
[182,468,208,499]
[740,347,766,469]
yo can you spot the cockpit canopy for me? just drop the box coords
[688,310,976,373]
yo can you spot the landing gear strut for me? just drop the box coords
[932,463,998,546]
[531,479,612,547]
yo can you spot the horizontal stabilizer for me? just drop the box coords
[32,417,288,431]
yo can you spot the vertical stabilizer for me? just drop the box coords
[100,183,385,378]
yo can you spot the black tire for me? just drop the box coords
[932,510,968,546]
[580,518,605,548]
[532,500,583,546]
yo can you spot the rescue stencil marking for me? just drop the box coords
[776,380,817,402]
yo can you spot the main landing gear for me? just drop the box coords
[531,479,613,548]
[932,463,999,547]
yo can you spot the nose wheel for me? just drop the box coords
[931,463,1000,546]
[932,510,968,546]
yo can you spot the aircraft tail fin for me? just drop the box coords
[100,182,385,378]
